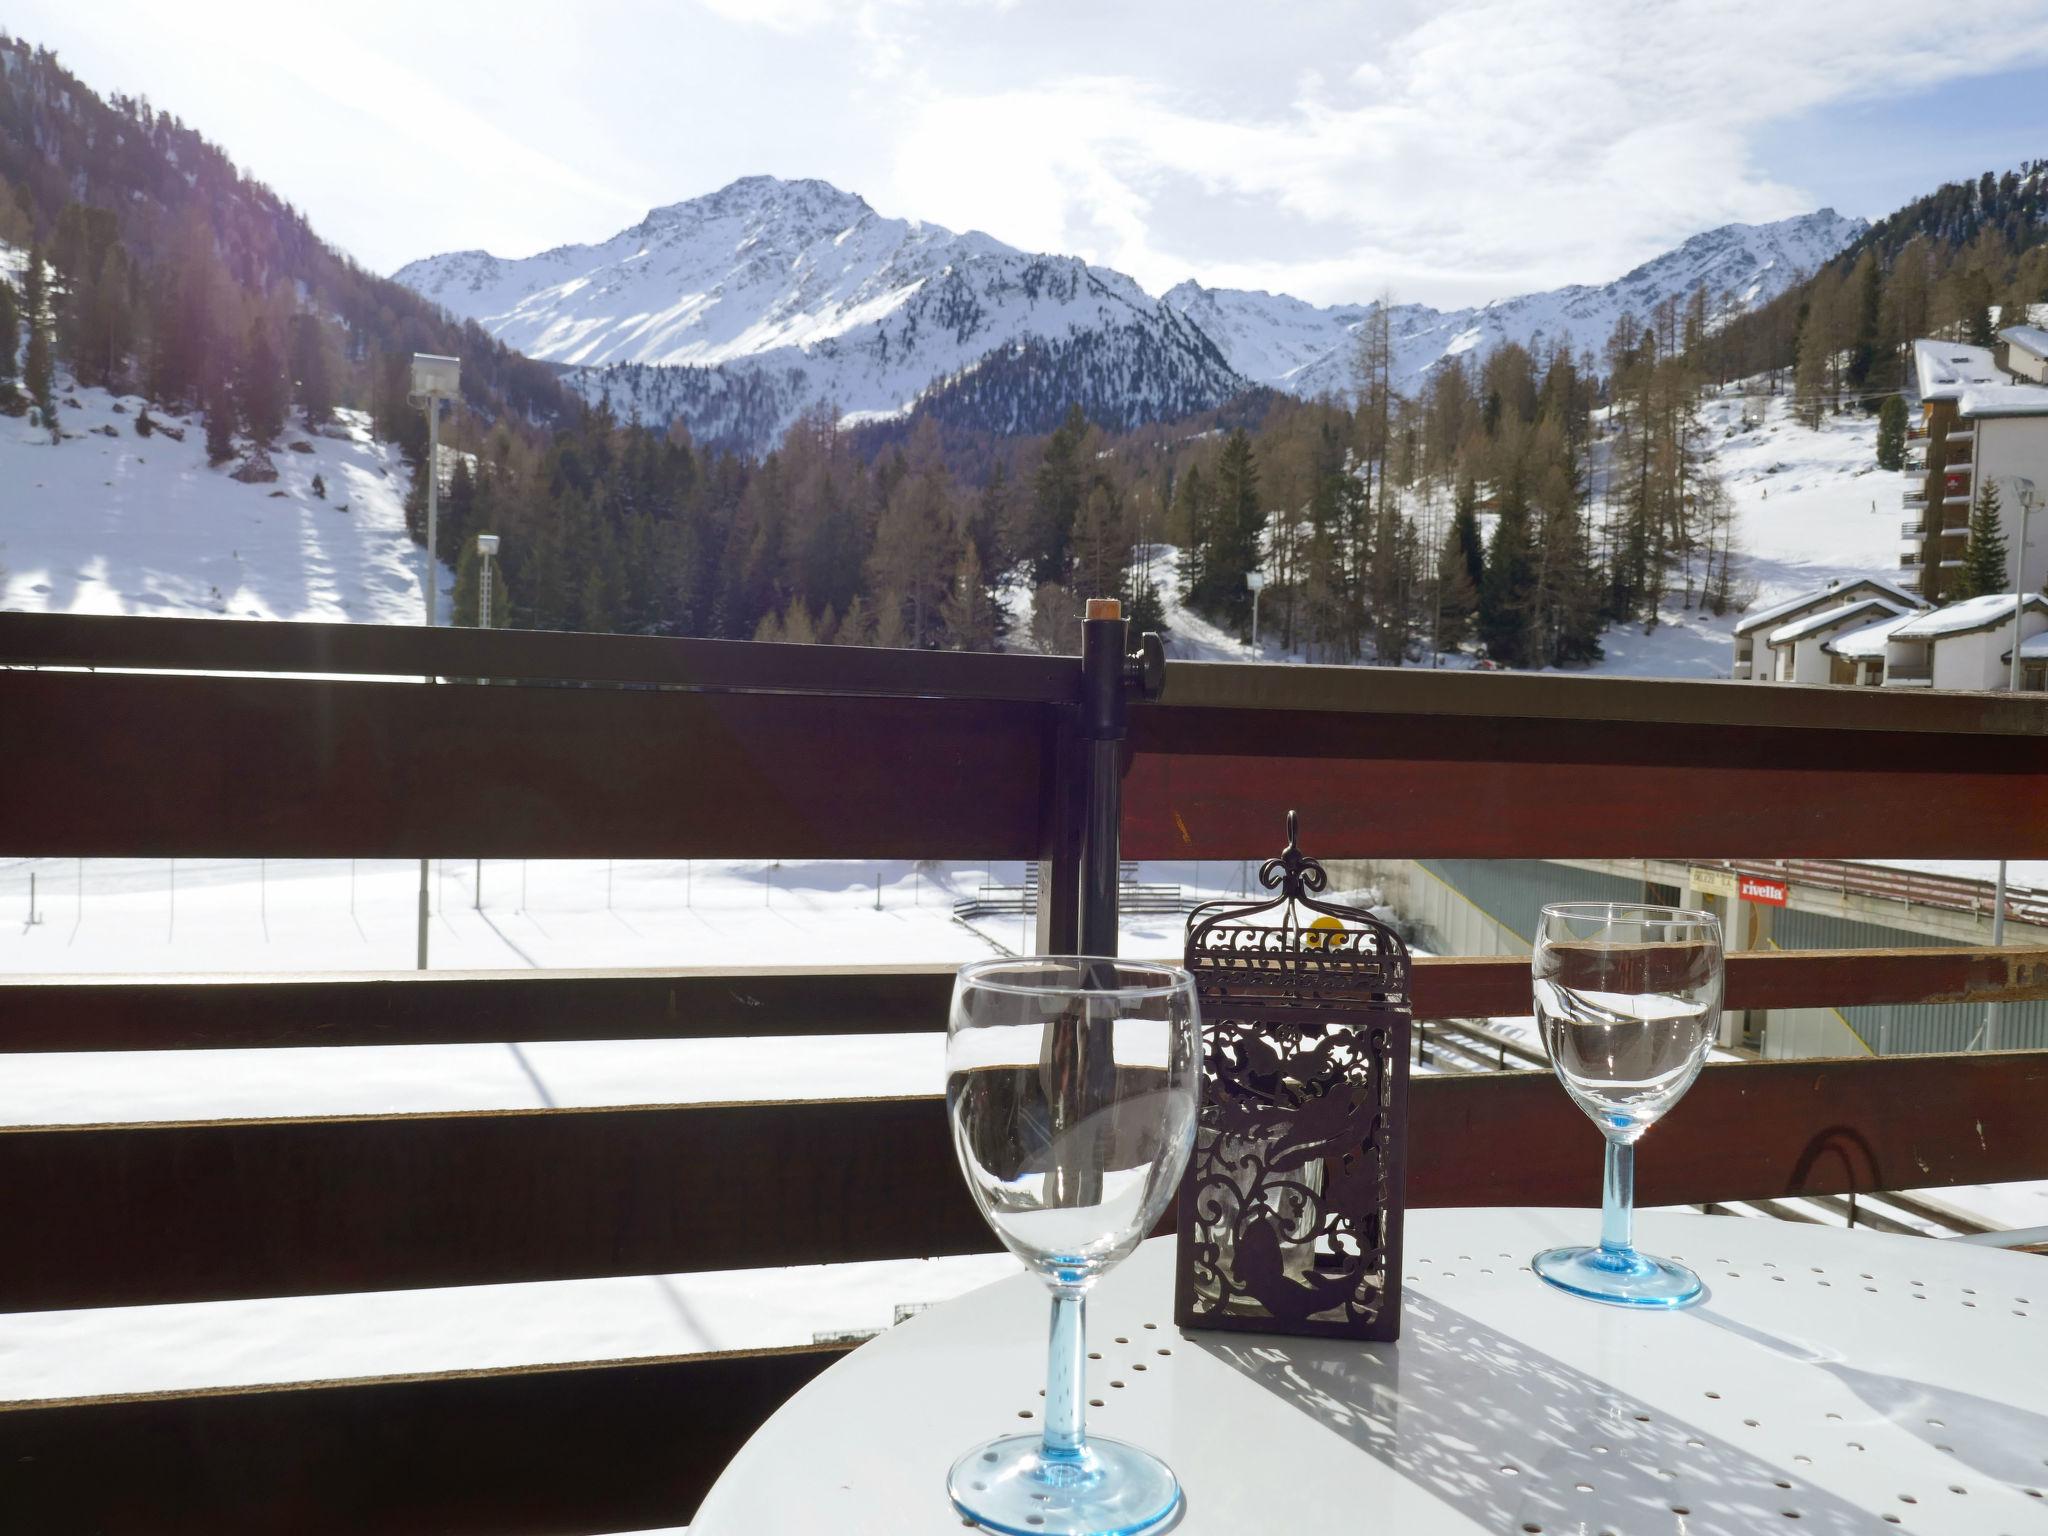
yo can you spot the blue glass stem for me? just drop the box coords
[1601,1136,1635,1257]
[1044,1289,1086,1459]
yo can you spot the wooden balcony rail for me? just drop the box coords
[2,609,2046,1535]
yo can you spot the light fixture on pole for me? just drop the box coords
[408,353,460,972]
[408,354,461,629]
[1246,570,1267,648]
[476,533,500,630]
[1986,475,2037,1051]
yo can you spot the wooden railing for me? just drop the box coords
[3,610,2047,1534]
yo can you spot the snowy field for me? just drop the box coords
[1,386,447,622]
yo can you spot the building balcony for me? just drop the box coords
[1940,522,1969,537]
[1940,558,1966,569]
[1,609,2044,1535]
[1900,550,1924,568]
[1901,519,1925,538]
[1903,489,1928,507]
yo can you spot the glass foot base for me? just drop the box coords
[949,1433,1182,1536]
[1533,1244,1703,1308]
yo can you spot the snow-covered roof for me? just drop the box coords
[1768,596,1906,646]
[1889,591,2048,641]
[1733,576,1925,637]
[1824,609,1922,659]
[2017,631,2048,660]
[2000,324,2048,362]
[1958,382,2048,419]
[1914,338,2005,401]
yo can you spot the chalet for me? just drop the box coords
[1882,591,2048,690]
[1729,576,1923,681]
[1763,596,1912,684]
[1821,607,1922,687]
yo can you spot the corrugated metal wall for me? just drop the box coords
[1769,906,2048,1054]
[1417,860,2048,1056]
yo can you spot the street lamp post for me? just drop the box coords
[409,354,460,971]
[1986,476,2037,1050]
[1246,570,1267,649]
[476,533,500,630]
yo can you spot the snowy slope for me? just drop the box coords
[1581,388,1902,678]
[395,176,1246,449]
[1169,210,1867,396]
[0,382,446,622]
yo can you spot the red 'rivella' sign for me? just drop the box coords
[1738,874,1789,906]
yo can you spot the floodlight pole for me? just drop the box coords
[410,354,461,972]
[1986,475,2036,1051]
[1246,570,1267,648]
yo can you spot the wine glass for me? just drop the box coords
[946,956,1201,1536]
[1530,904,1722,1308]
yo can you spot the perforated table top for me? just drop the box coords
[691,1209,2047,1535]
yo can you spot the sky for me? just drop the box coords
[12,0,2048,310]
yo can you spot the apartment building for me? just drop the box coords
[1905,332,2048,601]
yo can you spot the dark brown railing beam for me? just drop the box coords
[0,610,1081,701]
[0,1343,847,1536]
[0,671,1050,859]
[4,1051,2043,1312]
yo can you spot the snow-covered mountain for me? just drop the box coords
[1169,209,1867,396]
[394,176,1246,449]
[395,180,1863,448]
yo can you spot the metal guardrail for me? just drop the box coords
[1694,856,2048,928]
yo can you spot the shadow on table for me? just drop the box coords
[1195,1289,1877,1535]
[1689,1305,2048,1496]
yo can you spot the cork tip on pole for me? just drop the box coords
[1084,597,1123,621]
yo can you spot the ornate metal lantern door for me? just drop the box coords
[1173,813,1412,1341]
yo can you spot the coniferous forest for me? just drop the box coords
[7,33,2048,665]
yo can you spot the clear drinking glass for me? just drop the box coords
[946,956,1201,1536]
[1530,903,1722,1308]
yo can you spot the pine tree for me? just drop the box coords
[237,315,287,446]
[1875,395,1908,472]
[290,312,336,428]
[1189,429,1261,630]
[939,543,1000,652]
[1450,478,1485,593]
[0,278,17,390]
[203,361,237,465]
[1026,405,1087,585]
[22,243,55,433]
[1953,481,2010,600]
[1478,491,1536,667]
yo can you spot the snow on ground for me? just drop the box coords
[1,380,448,622]
[1578,390,1900,678]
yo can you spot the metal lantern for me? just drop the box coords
[1173,812,1412,1341]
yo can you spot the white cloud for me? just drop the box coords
[886,0,2048,305]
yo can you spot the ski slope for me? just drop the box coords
[1,384,446,622]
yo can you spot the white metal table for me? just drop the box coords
[691,1209,2048,1535]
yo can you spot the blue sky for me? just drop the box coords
[10,0,2048,309]
[1762,64,2048,222]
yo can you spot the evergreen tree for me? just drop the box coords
[237,315,287,446]
[1952,481,2010,600]
[1478,490,1537,666]
[939,543,1001,652]
[0,277,17,390]
[1433,501,1478,652]
[1188,429,1261,630]
[1875,395,1908,472]
[290,312,336,428]
[203,361,237,465]
[22,243,55,433]
[1449,477,1484,591]
[1025,405,1088,585]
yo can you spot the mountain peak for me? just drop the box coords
[639,174,877,233]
